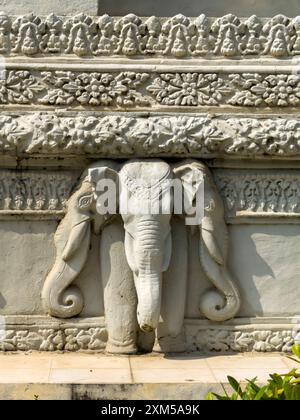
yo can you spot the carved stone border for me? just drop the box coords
[0,169,78,217]
[215,169,300,221]
[1,69,300,109]
[0,13,299,58]
[1,113,300,158]
[0,316,298,352]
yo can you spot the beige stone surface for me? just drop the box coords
[0,352,293,383]
[0,352,296,399]
[0,0,98,15]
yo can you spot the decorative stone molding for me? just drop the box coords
[0,316,298,352]
[0,13,300,58]
[0,170,76,216]
[186,324,300,353]
[2,113,300,158]
[215,170,300,218]
[0,317,108,351]
[2,70,300,108]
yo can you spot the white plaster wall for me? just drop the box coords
[229,225,300,317]
[186,224,300,318]
[0,220,299,320]
[0,222,104,317]
[0,221,56,315]
[99,0,300,17]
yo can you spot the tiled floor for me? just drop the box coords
[0,352,297,384]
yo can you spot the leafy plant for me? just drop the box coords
[205,344,300,400]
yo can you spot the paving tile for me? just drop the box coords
[207,355,287,369]
[130,355,208,369]
[131,368,215,383]
[51,354,130,369]
[49,368,132,384]
[212,368,288,383]
[0,369,50,383]
[0,354,53,369]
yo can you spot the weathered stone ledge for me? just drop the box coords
[0,13,298,58]
[0,316,298,353]
[0,112,299,159]
[0,68,300,109]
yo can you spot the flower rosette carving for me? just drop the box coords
[0,71,43,104]
[229,74,300,106]
[40,71,150,106]
[147,73,231,106]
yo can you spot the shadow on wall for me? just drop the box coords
[229,225,300,317]
[98,0,300,17]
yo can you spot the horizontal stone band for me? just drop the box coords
[1,70,300,108]
[0,316,298,352]
[1,113,300,158]
[0,13,299,58]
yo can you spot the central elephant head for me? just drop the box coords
[118,159,173,332]
[89,159,174,333]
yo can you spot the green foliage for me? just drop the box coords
[205,344,300,400]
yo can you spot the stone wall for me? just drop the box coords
[0,8,299,354]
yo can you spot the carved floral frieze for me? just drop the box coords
[0,170,76,212]
[1,70,300,108]
[188,328,300,353]
[0,327,108,351]
[1,113,300,157]
[0,13,300,58]
[0,321,298,352]
[215,171,300,216]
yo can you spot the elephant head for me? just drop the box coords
[118,159,173,332]
[88,159,173,333]
[173,160,241,322]
[42,160,119,318]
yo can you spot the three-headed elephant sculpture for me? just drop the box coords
[42,159,240,354]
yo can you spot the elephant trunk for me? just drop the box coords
[134,218,163,332]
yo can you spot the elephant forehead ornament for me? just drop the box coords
[42,159,240,344]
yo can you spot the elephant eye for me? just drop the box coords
[78,194,94,209]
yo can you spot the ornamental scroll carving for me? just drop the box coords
[215,171,300,216]
[42,159,240,354]
[1,71,300,108]
[2,114,300,158]
[0,170,75,213]
[0,13,300,57]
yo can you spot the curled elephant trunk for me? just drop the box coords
[199,269,240,322]
[134,271,162,332]
[132,218,165,332]
[199,238,240,321]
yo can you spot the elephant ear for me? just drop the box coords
[88,164,119,213]
[173,160,227,265]
[173,160,204,217]
[201,178,228,266]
